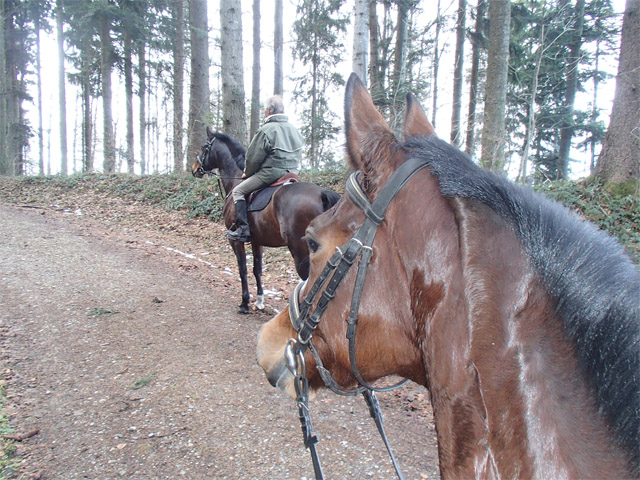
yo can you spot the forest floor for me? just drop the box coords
[0,178,439,480]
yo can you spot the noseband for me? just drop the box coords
[285,156,429,480]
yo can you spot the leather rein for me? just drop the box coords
[284,156,429,480]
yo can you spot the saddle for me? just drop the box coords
[247,172,299,212]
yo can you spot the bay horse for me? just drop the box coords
[257,74,639,478]
[192,128,341,314]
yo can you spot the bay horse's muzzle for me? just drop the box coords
[256,316,298,399]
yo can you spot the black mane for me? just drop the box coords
[212,132,246,169]
[404,135,640,473]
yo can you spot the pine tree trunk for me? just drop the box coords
[480,0,510,171]
[465,0,485,156]
[81,38,93,172]
[35,16,44,175]
[187,0,210,163]
[392,0,409,127]
[124,31,134,174]
[369,0,384,108]
[173,0,185,172]
[250,0,261,139]
[590,37,601,174]
[450,0,466,147]
[557,0,585,179]
[138,44,146,175]
[352,0,368,85]
[595,0,640,185]
[220,0,247,144]
[432,0,442,127]
[56,0,68,175]
[0,0,7,175]
[99,14,115,173]
[274,0,283,97]
[518,22,544,184]
[2,3,19,175]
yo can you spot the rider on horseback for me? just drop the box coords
[226,95,303,242]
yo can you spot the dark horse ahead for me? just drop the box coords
[192,128,340,313]
[258,75,639,478]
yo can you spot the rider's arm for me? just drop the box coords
[244,131,271,177]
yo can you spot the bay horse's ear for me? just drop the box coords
[403,93,435,139]
[206,126,214,139]
[344,73,392,171]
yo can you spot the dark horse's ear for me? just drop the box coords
[206,126,214,139]
[344,73,392,172]
[403,93,435,139]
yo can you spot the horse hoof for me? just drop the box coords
[238,305,250,314]
[255,295,265,310]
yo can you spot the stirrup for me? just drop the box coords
[226,228,250,242]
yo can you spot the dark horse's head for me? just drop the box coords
[191,127,246,177]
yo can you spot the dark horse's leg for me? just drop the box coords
[229,239,251,314]
[251,243,265,310]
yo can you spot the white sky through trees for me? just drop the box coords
[26,0,625,177]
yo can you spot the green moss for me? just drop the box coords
[536,180,639,264]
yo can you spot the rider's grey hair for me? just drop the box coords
[266,95,285,115]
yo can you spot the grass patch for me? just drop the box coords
[0,380,23,479]
[536,180,640,263]
[4,171,637,263]
[131,372,157,390]
[88,307,119,318]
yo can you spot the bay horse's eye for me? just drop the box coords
[305,236,320,254]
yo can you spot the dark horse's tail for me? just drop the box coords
[321,189,341,211]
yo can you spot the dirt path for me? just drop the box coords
[0,200,439,479]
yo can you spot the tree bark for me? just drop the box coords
[81,37,93,172]
[187,0,210,163]
[480,0,510,171]
[99,13,115,173]
[557,0,585,179]
[124,31,134,174]
[368,0,382,107]
[465,0,485,156]
[220,0,247,144]
[173,0,185,172]
[352,0,368,85]
[392,0,409,126]
[56,0,68,175]
[0,0,7,175]
[138,44,146,175]
[36,15,44,175]
[250,0,261,139]
[450,0,467,147]
[595,0,640,185]
[274,0,283,97]
[432,0,442,127]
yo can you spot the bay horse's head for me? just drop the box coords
[258,74,640,478]
[257,74,441,398]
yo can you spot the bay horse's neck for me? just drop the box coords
[411,197,631,479]
[215,144,243,197]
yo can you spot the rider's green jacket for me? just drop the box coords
[244,114,303,183]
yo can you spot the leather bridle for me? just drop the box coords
[284,156,429,480]
[192,137,216,178]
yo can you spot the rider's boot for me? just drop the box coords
[226,199,251,242]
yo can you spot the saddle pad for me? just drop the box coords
[247,186,279,212]
[248,178,298,212]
